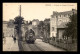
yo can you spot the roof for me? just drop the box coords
[52,9,77,17]
[53,11,72,16]
[57,22,68,28]
[32,19,39,22]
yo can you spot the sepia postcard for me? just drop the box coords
[3,3,77,51]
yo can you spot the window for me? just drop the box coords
[66,14,69,17]
[52,27,54,31]
[60,15,61,17]
[58,19,62,22]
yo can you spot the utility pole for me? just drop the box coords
[19,5,22,41]
[14,5,24,41]
[20,5,21,17]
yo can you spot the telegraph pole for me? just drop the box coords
[14,5,24,41]
[19,5,22,41]
[20,5,21,17]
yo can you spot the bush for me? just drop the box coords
[49,38,77,51]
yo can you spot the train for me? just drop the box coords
[25,29,36,43]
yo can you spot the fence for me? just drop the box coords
[49,38,77,51]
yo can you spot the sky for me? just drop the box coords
[3,3,77,22]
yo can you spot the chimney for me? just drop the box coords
[53,11,58,15]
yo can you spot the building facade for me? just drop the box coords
[3,21,8,37]
[32,19,39,26]
[3,20,15,37]
[50,9,77,39]
[7,20,15,37]
[32,19,39,37]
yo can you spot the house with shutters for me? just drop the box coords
[50,9,77,39]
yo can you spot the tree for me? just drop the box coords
[44,19,50,35]
[15,25,19,34]
[38,21,44,37]
[43,22,50,42]
[63,13,77,40]
[38,21,44,30]
[46,23,50,35]
[14,16,24,40]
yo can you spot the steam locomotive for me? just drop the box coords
[25,29,36,43]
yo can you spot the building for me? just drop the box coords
[3,21,8,37]
[3,21,14,37]
[7,20,15,37]
[32,19,39,26]
[50,9,77,39]
[32,19,39,37]
[7,19,14,28]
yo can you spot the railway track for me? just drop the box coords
[20,41,43,51]
[28,43,43,51]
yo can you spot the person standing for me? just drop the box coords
[13,36,16,43]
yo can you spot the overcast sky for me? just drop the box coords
[3,3,77,22]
